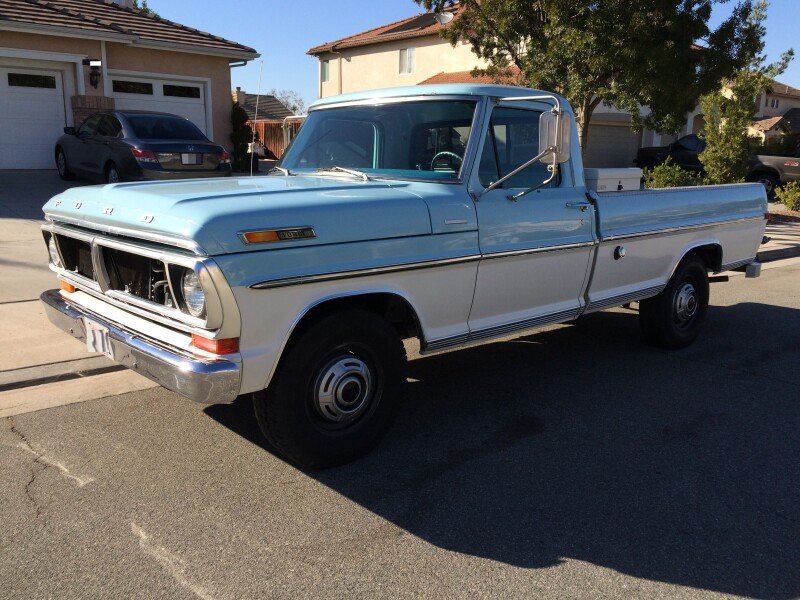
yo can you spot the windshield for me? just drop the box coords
[126,115,208,141]
[279,100,478,181]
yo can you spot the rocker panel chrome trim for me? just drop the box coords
[584,284,666,313]
[423,307,580,353]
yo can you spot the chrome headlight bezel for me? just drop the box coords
[180,269,206,318]
[47,234,63,268]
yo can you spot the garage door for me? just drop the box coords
[111,76,207,134]
[584,123,642,168]
[0,67,66,169]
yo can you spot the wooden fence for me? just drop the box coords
[247,118,304,160]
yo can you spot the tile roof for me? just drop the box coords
[750,116,786,132]
[232,90,294,121]
[767,78,800,99]
[419,67,522,86]
[0,0,257,57]
[308,5,463,55]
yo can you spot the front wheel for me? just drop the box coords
[253,309,407,468]
[640,257,709,349]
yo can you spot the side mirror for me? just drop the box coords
[539,110,571,164]
[63,126,76,135]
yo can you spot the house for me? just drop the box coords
[231,87,297,159]
[748,116,791,143]
[307,7,660,168]
[0,0,258,169]
[231,88,294,121]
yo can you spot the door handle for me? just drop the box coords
[566,201,592,212]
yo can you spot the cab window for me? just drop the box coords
[479,107,554,189]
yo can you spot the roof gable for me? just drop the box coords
[0,0,257,58]
[308,5,463,55]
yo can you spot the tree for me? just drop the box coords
[699,1,793,184]
[230,102,253,172]
[270,89,306,115]
[132,0,158,17]
[415,0,768,156]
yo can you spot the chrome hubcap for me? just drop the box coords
[674,282,698,324]
[314,355,373,424]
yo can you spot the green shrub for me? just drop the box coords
[776,181,800,211]
[643,157,703,188]
[230,103,253,172]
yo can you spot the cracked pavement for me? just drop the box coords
[1,262,799,599]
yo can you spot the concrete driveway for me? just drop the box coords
[0,171,156,414]
[1,261,799,599]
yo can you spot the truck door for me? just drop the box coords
[468,104,595,336]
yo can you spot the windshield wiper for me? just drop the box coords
[269,166,293,176]
[318,166,371,181]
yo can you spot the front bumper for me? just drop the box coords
[40,290,240,404]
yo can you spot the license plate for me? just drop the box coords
[84,318,113,359]
[181,153,202,165]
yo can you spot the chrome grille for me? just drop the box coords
[54,234,94,280]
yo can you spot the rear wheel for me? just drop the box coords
[106,162,121,184]
[253,309,407,469]
[640,257,709,349]
[55,147,74,180]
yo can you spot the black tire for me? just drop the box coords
[640,257,709,349]
[55,147,74,181]
[253,309,407,469]
[106,162,121,184]
[752,172,780,199]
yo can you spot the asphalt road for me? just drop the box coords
[1,262,799,599]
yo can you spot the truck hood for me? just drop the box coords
[42,175,433,255]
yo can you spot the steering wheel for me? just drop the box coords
[430,151,463,171]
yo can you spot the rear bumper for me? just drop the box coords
[136,167,232,180]
[40,290,240,404]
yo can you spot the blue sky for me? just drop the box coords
[149,0,800,107]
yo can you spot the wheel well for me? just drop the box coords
[684,244,723,272]
[104,160,117,173]
[748,168,780,181]
[289,293,422,345]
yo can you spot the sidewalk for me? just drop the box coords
[760,202,800,262]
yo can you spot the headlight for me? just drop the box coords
[48,236,62,268]
[181,270,206,317]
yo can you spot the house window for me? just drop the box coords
[771,98,780,108]
[399,48,416,74]
[321,60,330,83]
[163,84,201,98]
[112,80,153,95]
[8,73,56,88]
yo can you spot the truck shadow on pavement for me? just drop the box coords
[207,302,800,598]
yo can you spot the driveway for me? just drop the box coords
[1,262,799,599]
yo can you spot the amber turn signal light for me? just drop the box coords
[241,230,280,244]
[191,334,239,355]
[60,281,76,293]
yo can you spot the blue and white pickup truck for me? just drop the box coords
[41,84,767,467]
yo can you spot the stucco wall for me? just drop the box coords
[1,31,233,148]
[317,36,488,97]
[0,30,101,94]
